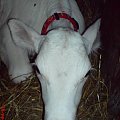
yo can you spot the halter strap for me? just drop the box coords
[41,12,79,35]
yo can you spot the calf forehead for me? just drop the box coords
[36,29,91,79]
[39,29,87,55]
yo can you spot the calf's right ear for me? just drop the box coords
[8,19,44,53]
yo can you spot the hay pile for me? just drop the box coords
[0,74,43,120]
[0,0,108,120]
[77,54,108,120]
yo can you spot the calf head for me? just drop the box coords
[8,19,100,120]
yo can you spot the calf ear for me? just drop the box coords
[82,19,101,54]
[8,19,44,53]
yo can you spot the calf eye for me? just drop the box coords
[32,64,40,74]
[85,70,91,77]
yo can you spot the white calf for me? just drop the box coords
[0,0,100,119]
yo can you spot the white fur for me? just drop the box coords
[0,0,100,119]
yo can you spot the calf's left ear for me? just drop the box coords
[8,19,44,53]
[82,19,101,54]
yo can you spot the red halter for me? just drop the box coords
[41,12,79,35]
